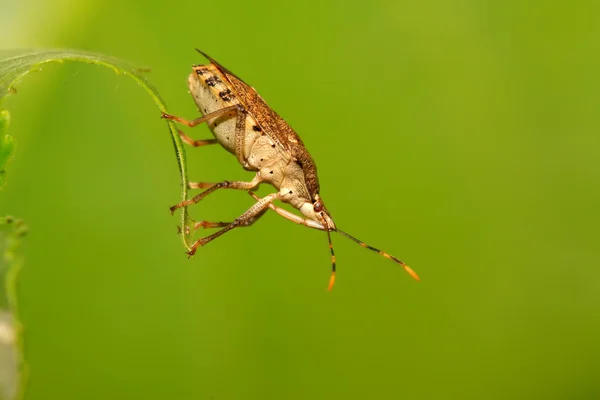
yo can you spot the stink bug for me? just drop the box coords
[163,50,419,290]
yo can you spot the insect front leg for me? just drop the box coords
[182,219,255,235]
[187,192,279,256]
[193,220,230,230]
[170,174,262,214]
[178,220,231,237]
[247,191,325,230]
[188,182,215,189]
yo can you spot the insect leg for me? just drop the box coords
[170,174,262,214]
[178,129,218,147]
[187,192,279,256]
[178,221,233,236]
[188,182,215,189]
[192,220,230,230]
[162,105,239,128]
[247,191,325,230]
[247,191,336,290]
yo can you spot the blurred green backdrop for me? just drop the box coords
[1,0,600,399]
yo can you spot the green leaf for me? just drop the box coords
[0,111,15,189]
[0,49,193,248]
[0,216,26,400]
[0,49,195,400]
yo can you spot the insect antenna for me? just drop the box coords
[326,229,337,291]
[335,229,420,281]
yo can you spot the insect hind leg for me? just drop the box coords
[178,129,218,147]
[162,104,239,128]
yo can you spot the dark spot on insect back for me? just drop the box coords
[252,125,262,132]
[205,76,221,87]
[271,144,276,148]
[196,68,208,76]
[219,89,233,102]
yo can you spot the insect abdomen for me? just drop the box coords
[188,65,261,161]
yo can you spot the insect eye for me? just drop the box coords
[314,200,323,212]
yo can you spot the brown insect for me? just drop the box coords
[163,49,419,290]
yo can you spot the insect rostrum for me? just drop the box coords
[163,49,419,290]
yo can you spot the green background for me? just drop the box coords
[2,0,600,399]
